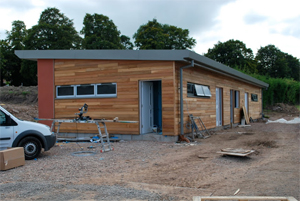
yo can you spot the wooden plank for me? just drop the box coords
[242,106,250,124]
[217,149,255,157]
[193,196,294,201]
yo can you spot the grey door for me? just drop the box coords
[216,88,222,126]
[245,92,249,114]
[140,81,154,134]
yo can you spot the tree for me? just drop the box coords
[25,7,82,50]
[133,19,196,49]
[81,13,126,49]
[20,7,82,85]
[283,53,300,81]
[255,45,289,79]
[1,21,27,86]
[120,35,134,49]
[204,39,256,73]
[0,40,9,85]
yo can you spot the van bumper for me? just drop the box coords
[44,134,56,151]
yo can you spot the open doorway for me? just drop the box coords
[139,80,162,134]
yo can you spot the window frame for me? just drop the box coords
[56,83,117,99]
[251,93,258,102]
[187,82,211,98]
[76,84,95,98]
[96,83,117,98]
[56,85,76,99]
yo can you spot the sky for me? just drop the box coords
[1,0,299,59]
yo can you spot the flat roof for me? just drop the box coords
[15,49,269,88]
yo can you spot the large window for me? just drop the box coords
[187,83,211,98]
[56,83,117,99]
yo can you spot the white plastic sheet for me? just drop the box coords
[266,117,300,124]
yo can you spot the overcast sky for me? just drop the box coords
[1,0,299,58]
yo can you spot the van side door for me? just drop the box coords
[0,110,16,149]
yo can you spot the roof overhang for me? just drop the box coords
[15,49,269,88]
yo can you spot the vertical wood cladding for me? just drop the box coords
[175,62,262,134]
[54,60,176,135]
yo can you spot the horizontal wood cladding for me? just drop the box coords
[54,60,176,135]
[175,62,262,135]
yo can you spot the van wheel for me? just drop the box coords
[18,137,42,160]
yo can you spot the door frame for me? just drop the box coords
[230,89,234,124]
[139,80,162,134]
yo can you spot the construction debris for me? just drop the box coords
[189,114,211,139]
[217,148,255,157]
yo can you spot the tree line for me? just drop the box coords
[0,8,196,86]
[1,8,299,104]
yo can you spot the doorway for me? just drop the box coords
[245,92,249,114]
[216,88,223,126]
[230,90,234,124]
[139,80,162,134]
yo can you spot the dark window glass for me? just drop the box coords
[187,83,211,98]
[97,84,116,94]
[187,83,195,96]
[251,94,258,102]
[77,85,94,95]
[57,86,74,96]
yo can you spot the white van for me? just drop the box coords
[0,106,56,160]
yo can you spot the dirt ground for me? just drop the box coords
[0,87,299,200]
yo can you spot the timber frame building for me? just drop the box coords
[16,50,268,142]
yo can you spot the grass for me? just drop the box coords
[22,91,30,96]
[296,105,300,111]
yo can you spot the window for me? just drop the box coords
[77,85,94,97]
[187,83,211,98]
[56,83,117,99]
[234,90,239,108]
[57,85,74,98]
[97,83,117,96]
[251,93,258,102]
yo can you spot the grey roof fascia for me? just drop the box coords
[15,49,189,61]
[183,51,269,88]
[14,49,268,88]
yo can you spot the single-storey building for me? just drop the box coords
[15,50,268,142]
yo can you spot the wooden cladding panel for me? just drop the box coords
[54,60,176,135]
[175,62,262,135]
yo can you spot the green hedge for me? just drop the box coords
[251,74,300,107]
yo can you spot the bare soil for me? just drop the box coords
[0,87,299,200]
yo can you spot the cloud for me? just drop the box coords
[280,16,300,39]
[31,0,235,38]
[0,0,35,10]
[244,12,268,25]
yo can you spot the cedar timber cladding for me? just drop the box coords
[15,49,269,138]
[175,62,262,134]
[54,60,177,135]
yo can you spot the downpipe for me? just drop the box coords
[180,60,194,136]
